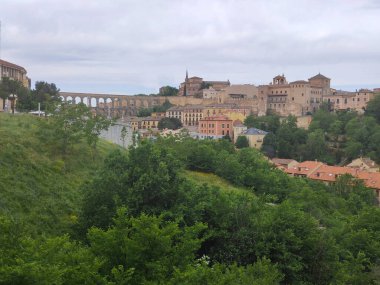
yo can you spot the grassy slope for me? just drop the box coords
[183,170,255,197]
[0,113,119,235]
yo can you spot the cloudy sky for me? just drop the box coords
[1,0,379,94]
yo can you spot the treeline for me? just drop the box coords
[0,78,60,112]
[137,99,173,117]
[245,98,380,164]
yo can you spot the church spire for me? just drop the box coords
[183,69,188,96]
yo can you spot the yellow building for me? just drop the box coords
[240,128,268,149]
[203,103,250,122]
[141,116,160,129]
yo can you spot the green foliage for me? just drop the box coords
[366,94,380,123]
[244,114,280,133]
[88,209,206,284]
[0,113,118,236]
[158,117,182,130]
[40,102,112,157]
[166,258,283,285]
[80,142,184,231]
[137,99,173,117]
[235,135,249,148]
[159,85,178,96]
[3,114,380,284]
[0,76,28,110]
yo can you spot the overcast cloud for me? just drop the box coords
[1,0,379,94]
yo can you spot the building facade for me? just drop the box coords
[178,71,230,97]
[240,128,268,149]
[0,59,30,89]
[166,105,204,126]
[198,116,233,138]
[323,89,375,113]
[0,59,31,112]
[258,73,328,116]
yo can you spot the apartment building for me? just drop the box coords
[166,105,204,126]
[198,116,233,138]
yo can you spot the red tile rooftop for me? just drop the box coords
[280,160,380,190]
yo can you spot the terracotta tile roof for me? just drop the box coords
[358,172,380,189]
[285,161,323,176]
[272,158,298,166]
[309,165,357,182]
[281,159,380,190]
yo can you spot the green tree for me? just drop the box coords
[158,117,182,130]
[304,129,328,161]
[159,86,179,96]
[235,135,249,149]
[49,103,90,156]
[0,77,25,110]
[121,125,128,147]
[366,94,380,123]
[167,258,283,285]
[88,208,206,284]
[32,81,61,112]
[84,113,113,152]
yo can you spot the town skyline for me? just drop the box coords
[1,0,379,94]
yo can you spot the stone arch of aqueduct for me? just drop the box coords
[59,92,210,117]
[59,92,167,117]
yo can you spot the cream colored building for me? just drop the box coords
[0,59,31,112]
[0,59,30,89]
[240,128,268,149]
[346,157,379,172]
[323,89,375,113]
[202,87,222,99]
[166,105,204,126]
[232,120,247,143]
[258,73,327,116]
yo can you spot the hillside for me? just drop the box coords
[184,170,255,197]
[1,113,380,284]
[0,113,119,235]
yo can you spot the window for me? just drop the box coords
[292,97,294,101]
[222,130,225,135]
[227,124,229,128]
[222,124,225,128]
